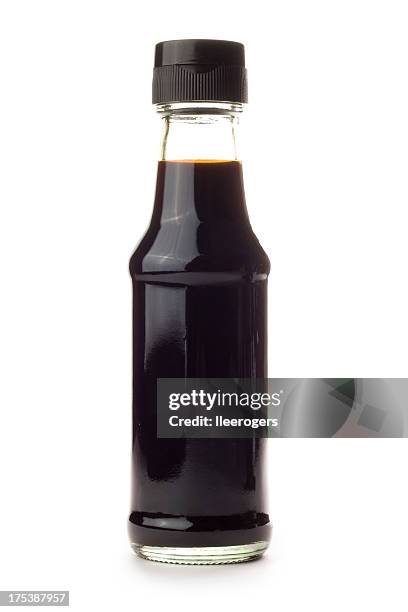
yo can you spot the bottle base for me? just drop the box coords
[131,541,268,565]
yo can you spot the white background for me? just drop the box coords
[0,1,407,610]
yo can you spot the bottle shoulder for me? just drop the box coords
[129,221,270,277]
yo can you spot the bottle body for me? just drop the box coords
[129,159,271,563]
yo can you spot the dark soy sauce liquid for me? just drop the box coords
[129,161,271,547]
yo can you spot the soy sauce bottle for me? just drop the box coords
[129,40,271,564]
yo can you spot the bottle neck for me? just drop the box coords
[156,102,243,162]
[150,102,249,230]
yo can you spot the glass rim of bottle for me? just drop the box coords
[155,101,245,116]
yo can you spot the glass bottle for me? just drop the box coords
[129,40,271,564]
